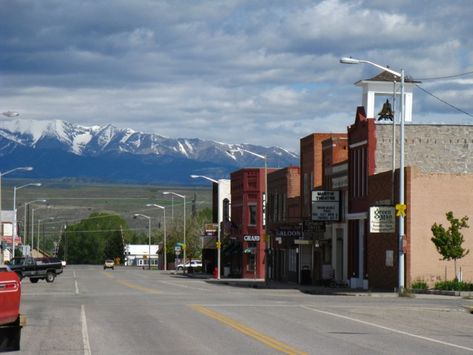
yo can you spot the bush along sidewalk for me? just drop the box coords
[409,279,473,296]
[434,280,473,291]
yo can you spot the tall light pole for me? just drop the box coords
[146,204,167,271]
[32,205,50,253]
[0,166,33,255]
[163,192,186,267]
[134,213,152,270]
[190,174,229,280]
[340,56,406,291]
[23,199,47,254]
[38,217,59,252]
[12,182,41,258]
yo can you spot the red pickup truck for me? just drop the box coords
[0,264,24,351]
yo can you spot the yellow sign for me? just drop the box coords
[181,243,186,250]
[216,241,221,249]
[395,204,407,217]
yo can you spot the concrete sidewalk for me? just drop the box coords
[186,272,396,297]
[184,272,473,298]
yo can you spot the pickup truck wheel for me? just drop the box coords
[17,272,24,281]
[46,272,56,283]
[30,278,39,283]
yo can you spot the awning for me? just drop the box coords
[223,243,242,255]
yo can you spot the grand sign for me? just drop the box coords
[243,235,260,242]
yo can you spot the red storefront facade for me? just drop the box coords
[230,168,275,279]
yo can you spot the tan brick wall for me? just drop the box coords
[409,168,473,285]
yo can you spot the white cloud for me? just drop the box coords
[0,0,472,152]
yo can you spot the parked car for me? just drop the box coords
[176,260,202,271]
[104,259,115,270]
[8,256,63,283]
[0,264,24,351]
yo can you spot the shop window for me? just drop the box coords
[223,198,230,220]
[246,242,256,271]
[247,254,255,271]
[248,204,257,226]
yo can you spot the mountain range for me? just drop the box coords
[0,119,299,184]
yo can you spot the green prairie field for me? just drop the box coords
[3,179,212,249]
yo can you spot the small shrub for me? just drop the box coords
[410,280,428,290]
[434,280,473,291]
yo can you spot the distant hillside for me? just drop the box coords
[0,119,299,184]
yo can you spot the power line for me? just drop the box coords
[416,70,473,81]
[415,84,473,119]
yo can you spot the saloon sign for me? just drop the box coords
[276,228,302,238]
[311,191,341,221]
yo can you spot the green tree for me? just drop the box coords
[104,230,125,262]
[57,212,127,264]
[185,207,212,261]
[431,211,470,280]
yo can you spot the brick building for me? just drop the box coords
[230,168,276,279]
[349,107,473,289]
[321,137,349,284]
[267,167,301,283]
[299,133,347,284]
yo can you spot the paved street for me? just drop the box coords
[10,266,473,354]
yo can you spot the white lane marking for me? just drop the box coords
[301,305,473,352]
[74,270,80,294]
[81,305,92,355]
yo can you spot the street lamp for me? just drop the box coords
[162,192,186,268]
[0,166,33,253]
[37,217,55,252]
[23,199,47,254]
[340,56,406,291]
[32,205,50,253]
[134,213,152,270]
[146,204,167,271]
[12,182,42,258]
[190,174,228,280]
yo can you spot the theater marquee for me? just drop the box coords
[311,190,341,221]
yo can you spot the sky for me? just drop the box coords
[1,0,472,152]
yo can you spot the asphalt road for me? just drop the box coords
[10,266,473,354]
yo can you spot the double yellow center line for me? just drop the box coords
[102,272,161,294]
[191,305,307,355]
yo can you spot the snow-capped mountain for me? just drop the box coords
[0,119,299,184]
